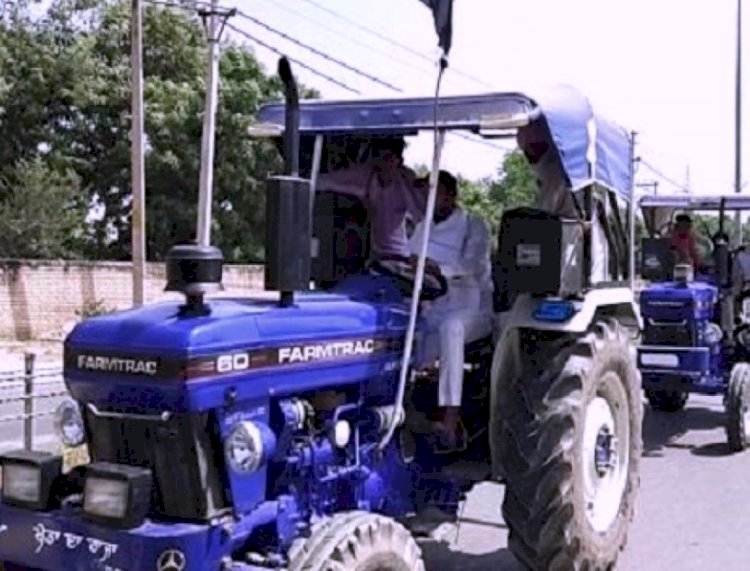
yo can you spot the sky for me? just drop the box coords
[29,0,746,197]
[224,0,743,197]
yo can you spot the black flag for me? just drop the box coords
[418,0,453,56]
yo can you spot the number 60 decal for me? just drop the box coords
[216,353,250,373]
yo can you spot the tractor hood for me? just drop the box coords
[63,291,409,412]
[639,281,717,321]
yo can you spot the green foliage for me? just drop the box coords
[0,0,287,262]
[488,150,537,212]
[0,158,87,258]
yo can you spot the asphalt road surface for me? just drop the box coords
[423,394,750,571]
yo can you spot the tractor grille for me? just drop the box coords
[84,411,229,521]
[643,321,694,346]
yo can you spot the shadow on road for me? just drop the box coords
[690,441,733,457]
[421,539,522,571]
[642,402,727,457]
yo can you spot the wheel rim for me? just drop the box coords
[582,371,630,532]
[742,402,750,441]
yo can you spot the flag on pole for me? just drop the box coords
[418,0,453,56]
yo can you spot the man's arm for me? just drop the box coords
[689,234,701,267]
[400,167,429,222]
[316,164,371,199]
[442,216,491,278]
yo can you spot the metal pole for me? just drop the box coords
[131,0,146,306]
[196,0,222,246]
[629,131,637,289]
[23,353,35,450]
[736,0,743,246]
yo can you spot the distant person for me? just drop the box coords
[669,214,701,269]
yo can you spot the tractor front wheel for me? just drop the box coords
[726,363,750,452]
[287,511,424,571]
[496,320,642,570]
[645,388,688,412]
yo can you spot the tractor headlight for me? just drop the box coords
[224,421,276,474]
[83,462,152,529]
[0,450,61,510]
[54,399,86,447]
[705,322,724,345]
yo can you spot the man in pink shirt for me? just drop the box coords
[669,214,701,270]
[316,138,429,262]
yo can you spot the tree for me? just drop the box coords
[0,158,87,259]
[0,0,296,262]
[488,150,537,212]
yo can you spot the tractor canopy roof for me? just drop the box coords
[640,194,750,211]
[639,194,750,237]
[254,85,634,201]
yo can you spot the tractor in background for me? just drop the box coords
[0,66,643,570]
[638,194,750,450]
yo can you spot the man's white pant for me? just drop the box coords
[420,309,493,407]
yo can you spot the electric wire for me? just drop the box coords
[296,0,494,89]
[223,22,362,94]
[249,0,470,90]
[147,0,518,153]
[639,159,691,194]
[232,10,403,92]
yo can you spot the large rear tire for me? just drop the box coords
[496,319,642,570]
[645,388,688,412]
[726,363,750,452]
[287,511,424,571]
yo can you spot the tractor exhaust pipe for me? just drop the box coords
[264,57,312,306]
[279,57,300,178]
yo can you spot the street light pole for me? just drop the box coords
[130,0,146,306]
[196,0,223,247]
[735,0,743,246]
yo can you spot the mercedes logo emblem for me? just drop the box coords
[158,549,186,571]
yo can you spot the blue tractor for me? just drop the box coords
[638,194,750,450]
[0,67,643,570]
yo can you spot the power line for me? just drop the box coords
[297,0,494,89]
[224,22,361,94]
[234,10,403,92]
[145,1,362,93]
[639,159,690,193]
[251,0,455,85]
[147,0,508,152]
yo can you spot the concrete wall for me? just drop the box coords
[0,259,265,341]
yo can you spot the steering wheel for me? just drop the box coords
[369,258,448,301]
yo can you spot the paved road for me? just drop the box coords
[423,394,750,571]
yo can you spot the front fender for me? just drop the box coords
[496,288,641,335]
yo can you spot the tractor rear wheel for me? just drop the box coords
[726,363,750,452]
[287,511,424,571]
[496,319,642,570]
[645,388,688,412]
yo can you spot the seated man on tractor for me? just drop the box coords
[669,214,702,270]
[316,137,445,295]
[317,137,425,262]
[409,170,494,452]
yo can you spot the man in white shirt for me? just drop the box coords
[409,170,494,451]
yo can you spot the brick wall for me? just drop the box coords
[0,259,266,341]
